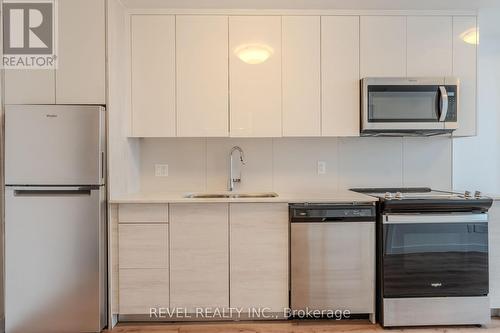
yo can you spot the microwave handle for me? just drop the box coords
[438,86,449,121]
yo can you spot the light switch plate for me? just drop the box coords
[317,161,326,175]
[155,164,169,177]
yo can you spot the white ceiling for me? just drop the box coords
[120,0,499,10]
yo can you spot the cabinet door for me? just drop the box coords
[131,15,176,137]
[118,224,169,269]
[176,16,229,137]
[119,269,169,315]
[230,203,288,313]
[407,16,453,77]
[229,16,282,137]
[453,16,477,137]
[321,16,360,137]
[56,0,105,104]
[4,70,55,104]
[360,16,406,77]
[282,16,320,137]
[170,204,229,312]
[119,204,169,223]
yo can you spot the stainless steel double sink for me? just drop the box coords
[184,192,278,199]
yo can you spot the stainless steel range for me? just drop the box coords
[352,188,493,327]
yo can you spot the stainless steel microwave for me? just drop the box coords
[361,77,459,136]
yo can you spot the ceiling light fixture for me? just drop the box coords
[235,44,274,64]
[460,27,479,45]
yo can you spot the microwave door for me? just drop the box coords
[363,83,447,132]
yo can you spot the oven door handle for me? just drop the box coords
[438,86,449,122]
[384,213,488,224]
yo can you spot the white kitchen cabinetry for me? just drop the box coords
[56,0,105,104]
[119,269,169,315]
[131,15,176,137]
[453,16,477,137]
[230,203,289,314]
[282,16,321,137]
[118,204,169,315]
[170,204,229,312]
[176,16,229,137]
[4,0,105,105]
[407,16,453,77]
[360,16,406,77]
[489,201,500,309]
[321,16,360,136]
[118,224,169,268]
[229,16,282,137]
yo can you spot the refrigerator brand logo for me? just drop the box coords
[45,114,57,118]
[431,282,443,287]
[2,0,58,69]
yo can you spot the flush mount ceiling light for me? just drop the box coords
[235,44,274,64]
[460,27,479,45]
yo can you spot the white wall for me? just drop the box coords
[453,7,500,196]
[138,137,452,194]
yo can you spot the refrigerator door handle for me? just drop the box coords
[13,186,97,197]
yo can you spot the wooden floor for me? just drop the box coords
[106,318,500,333]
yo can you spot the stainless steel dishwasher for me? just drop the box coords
[290,203,376,322]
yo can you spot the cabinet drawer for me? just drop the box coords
[119,204,168,223]
[119,224,168,268]
[119,268,169,315]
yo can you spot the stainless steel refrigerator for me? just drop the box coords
[4,105,107,333]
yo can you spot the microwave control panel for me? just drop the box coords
[444,85,457,122]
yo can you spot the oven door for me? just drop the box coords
[361,78,458,132]
[382,213,489,298]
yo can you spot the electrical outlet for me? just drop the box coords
[317,161,326,175]
[155,164,169,177]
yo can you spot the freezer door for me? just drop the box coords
[5,186,107,333]
[5,105,105,185]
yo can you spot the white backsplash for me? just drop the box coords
[139,136,452,194]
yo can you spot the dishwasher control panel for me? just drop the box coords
[289,203,376,222]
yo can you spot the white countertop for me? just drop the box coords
[110,190,378,204]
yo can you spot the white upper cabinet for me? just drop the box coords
[5,0,105,105]
[56,0,105,104]
[360,16,406,77]
[453,16,477,137]
[131,15,176,137]
[229,16,282,137]
[407,16,453,77]
[176,16,229,137]
[321,16,360,137]
[282,16,321,137]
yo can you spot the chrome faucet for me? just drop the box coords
[228,146,245,191]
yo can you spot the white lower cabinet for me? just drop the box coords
[169,203,229,312]
[118,204,169,315]
[230,203,289,315]
[119,269,169,315]
[117,202,291,320]
[118,224,169,268]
